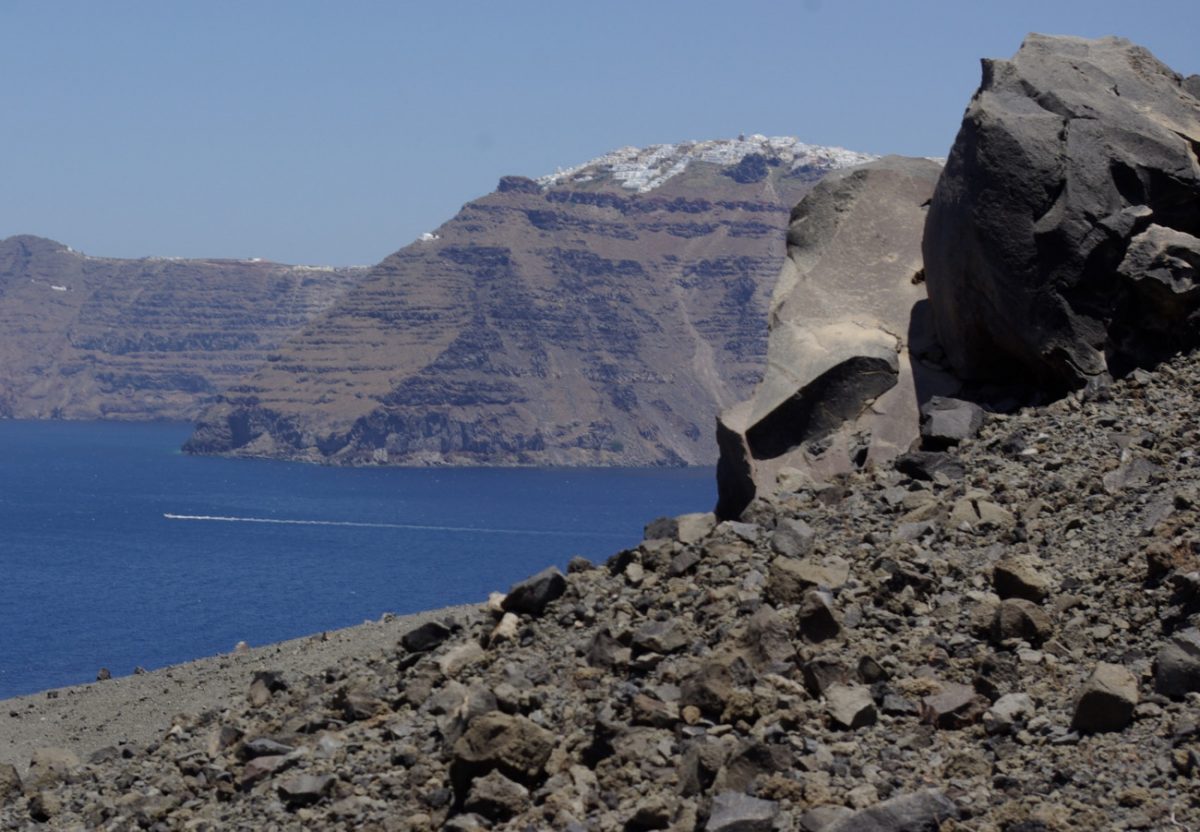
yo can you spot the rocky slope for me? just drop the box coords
[2,350,1199,830]
[0,236,364,420]
[184,137,875,467]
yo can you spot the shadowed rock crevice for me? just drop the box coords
[745,355,898,460]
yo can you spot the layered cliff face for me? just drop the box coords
[185,136,875,466]
[0,235,365,420]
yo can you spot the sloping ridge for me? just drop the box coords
[185,137,875,466]
[0,235,365,420]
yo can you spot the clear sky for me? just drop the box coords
[1,1,1195,266]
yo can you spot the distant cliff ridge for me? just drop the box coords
[185,135,876,466]
[0,236,365,420]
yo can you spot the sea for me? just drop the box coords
[0,421,715,700]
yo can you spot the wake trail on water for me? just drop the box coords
[162,513,619,538]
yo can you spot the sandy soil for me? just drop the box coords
[0,604,475,775]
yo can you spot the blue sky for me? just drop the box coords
[1,1,1195,265]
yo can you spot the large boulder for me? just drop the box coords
[924,34,1200,390]
[716,155,953,518]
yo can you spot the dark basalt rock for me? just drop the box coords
[924,34,1200,391]
[501,567,567,617]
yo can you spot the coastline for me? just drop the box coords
[0,602,477,775]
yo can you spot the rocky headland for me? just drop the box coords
[183,137,874,467]
[0,236,365,420]
[2,33,1200,832]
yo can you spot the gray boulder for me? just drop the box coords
[705,791,779,832]
[501,566,566,617]
[919,396,985,448]
[716,155,953,518]
[924,34,1200,390]
[824,789,958,832]
[1073,662,1139,733]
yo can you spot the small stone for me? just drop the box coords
[240,754,286,787]
[992,598,1053,645]
[95,667,111,681]
[247,670,287,708]
[705,791,779,832]
[920,682,987,729]
[920,396,985,448]
[401,620,453,653]
[1153,629,1200,697]
[824,789,959,832]
[771,517,815,557]
[464,769,530,821]
[452,712,555,788]
[677,513,717,544]
[825,683,877,730]
[644,516,679,541]
[439,642,486,677]
[895,451,966,481]
[241,737,296,759]
[668,549,702,577]
[277,774,336,807]
[567,555,594,573]
[797,590,842,642]
[767,555,849,603]
[502,567,567,617]
[802,657,852,697]
[1073,662,1139,733]
[992,557,1051,602]
[489,612,520,645]
[632,620,690,654]
[983,693,1034,735]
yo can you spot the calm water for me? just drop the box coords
[0,421,714,699]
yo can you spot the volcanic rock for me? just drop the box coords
[463,769,530,821]
[716,155,951,518]
[1073,662,1139,733]
[501,567,567,617]
[823,789,958,832]
[705,791,779,832]
[825,683,877,729]
[919,396,985,448]
[1154,629,1200,697]
[923,34,1200,390]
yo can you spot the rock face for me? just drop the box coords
[0,235,363,420]
[716,156,951,517]
[184,136,876,466]
[924,34,1200,391]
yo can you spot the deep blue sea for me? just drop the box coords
[0,421,714,699]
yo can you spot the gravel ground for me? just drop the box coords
[0,604,474,776]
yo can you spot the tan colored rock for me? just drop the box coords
[717,156,955,518]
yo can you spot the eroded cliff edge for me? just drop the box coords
[184,137,875,467]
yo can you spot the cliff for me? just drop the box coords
[0,236,365,420]
[184,137,875,466]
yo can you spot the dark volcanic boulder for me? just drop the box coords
[716,156,954,518]
[924,34,1200,390]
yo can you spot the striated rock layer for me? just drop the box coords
[184,137,876,467]
[0,236,364,420]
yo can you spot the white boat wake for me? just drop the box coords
[162,513,615,538]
